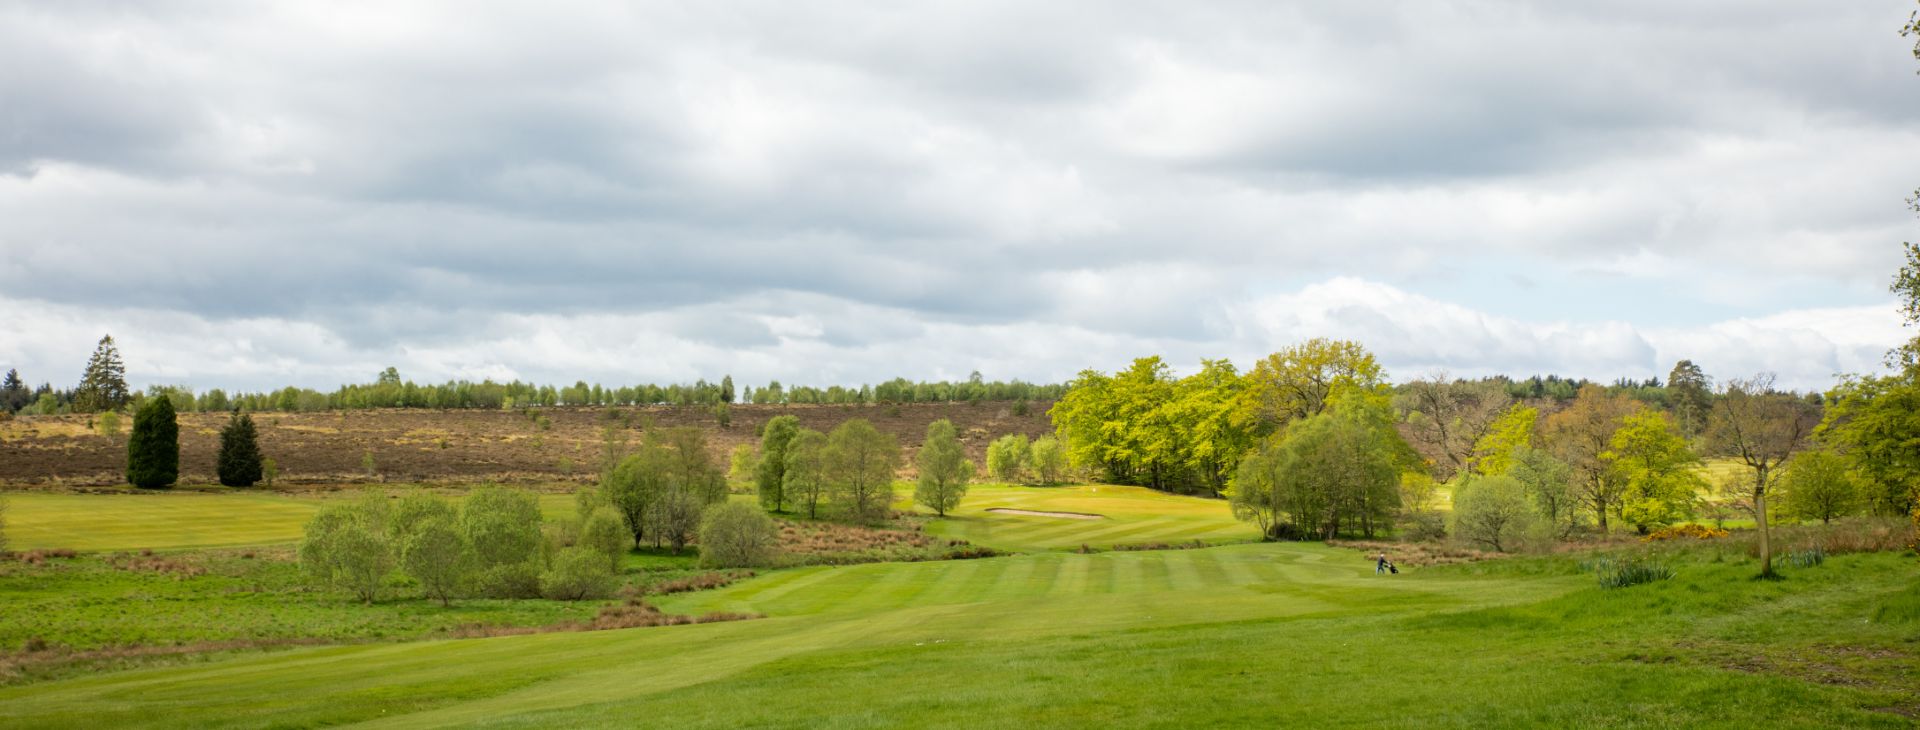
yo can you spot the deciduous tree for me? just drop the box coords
[699,501,779,568]
[915,419,972,516]
[755,415,802,512]
[1781,449,1861,524]
[783,428,832,519]
[1605,410,1704,534]
[1707,374,1821,577]
[986,434,1029,483]
[1541,385,1640,532]
[826,419,900,523]
[1449,475,1537,552]
[1027,435,1068,485]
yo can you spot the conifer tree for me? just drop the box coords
[74,335,130,413]
[127,396,179,488]
[218,412,265,487]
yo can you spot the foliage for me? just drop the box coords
[298,503,393,603]
[755,415,801,512]
[1541,385,1641,532]
[1228,389,1408,540]
[579,508,628,573]
[1508,447,1578,539]
[400,517,472,606]
[540,548,615,601]
[698,502,779,569]
[1667,360,1712,438]
[1240,338,1384,429]
[216,412,264,487]
[72,335,129,414]
[460,486,544,598]
[1642,524,1729,542]
[914,419,973,516]
[727,444,759,484]
[1603,410,1703,533]
[1027,435,1069,485]
[1780,449,1861,524]
[1587,556,1674,588]
[985,433,1030,483]
[826,419,900,523]
[95,411,120,439]
[1469,405,1537,477]
[783,428,833,520]
[125,396,179,489]
[1819,371,1920,518]
[1449,475,1537,552]
[263,458,279,488]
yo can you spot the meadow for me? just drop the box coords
[0,482,1915,728]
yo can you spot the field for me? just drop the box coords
[0,402,1052,487]
[0,480,1916,727]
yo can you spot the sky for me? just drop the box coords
[2,1,1917,394]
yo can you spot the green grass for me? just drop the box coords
[914,483,1257,551]
[2,541,1915,728]
[2,490,580,552]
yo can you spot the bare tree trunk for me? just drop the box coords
[1755,466,1774,577]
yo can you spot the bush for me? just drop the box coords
[542,547,615,601]
[400,517,472,606]
[699,502,779,568]
[217,412,264,487]
[472,562,543,599]
[460,486,544,598]
[1449,476,1536,552]
[125,397,179,489]
[580,508,629,573]
[1587,556,1675,588]
[298,505,393,603]
[986,434,1030,484]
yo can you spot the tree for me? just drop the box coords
[460,486,544,598]
[1820,373,1920,517]
[728,444,760,484]
[390,492,458,543]
[783,428,832,519]
[217,412,264,487]
[299,503,393,604]
[1399,375,1513,480]
[1707,375,1820,578]
[1227,389,1408,540]
[1781,449,1861,524]
[0,369,27,413]
[1540,385,1640,532]
[826,419,900,523]
[915,419,973,516]
[755,415,802,512]
[699,501,779,568]
[1667,360,1712,438]
[1508,447,1578,539]
[604,446,669,548]
[720,375,736,404]
[1028,435,1068,485]
[400,517,471,606]
[1240,338,1384,430]
[580,508,628,572]
[1449,475,1537,553]
[1469,405,1539,477]
[985,434,1029,483]
[1604,410,1704,534]
[73,335,129,414]
[126,396,179,489]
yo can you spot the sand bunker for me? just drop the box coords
[986,508,1105,520]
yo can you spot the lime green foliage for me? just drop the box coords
[1027,434,1068,485]
[1510,447,1578,538]
[461,486,544,598]
[94,410,120,439]
[913,419,972,516]
[727,443,757,484]
[1050,356,1257,494]
[1229,388,1408,540]
[126,396,179,489]
[1605,410,1704,533]
[298,502,392,603]
[1820,371,1920,517]
[1782,450,1863,524]
[579,508,628,572]
[924,484,1255,551]
[1449,475,1537,552]
[698,501,778,568]
[782,428,832,519]
[5,544,1917,727]
[400,517,471,606]
[1470,405,1537,477]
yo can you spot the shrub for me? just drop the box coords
[1643,524,1730,542]
[1449,476,1536,552]
[986,434,1029,484]
[125,397,179,489]
[1587,556,1675,588]
[263,458,279,487]
[580,508,629,573]
[699,502,779,568]
[298,505,393,603]
[217,412,264,487]
[96,411,120,438]
[460,486,544,598]
[542,547,615,601]
[400,517,472,606]
[472,562,543,599]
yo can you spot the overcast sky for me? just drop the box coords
[3,1,1917,394]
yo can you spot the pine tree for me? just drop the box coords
[720,375,736,404]
[1,369,26,413]
[218,412,265,487]
[74,335,130,414]
[127,396,179,488]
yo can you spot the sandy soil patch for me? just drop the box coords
[986,508,1104,520]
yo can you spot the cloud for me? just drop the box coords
[0,2,1915,393]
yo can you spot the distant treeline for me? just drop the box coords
[1,351,1068,415]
